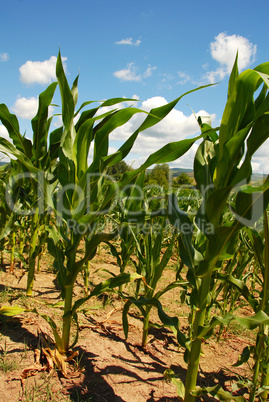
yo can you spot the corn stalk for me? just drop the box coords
[167,56,269,401]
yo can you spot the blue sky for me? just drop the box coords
[0,0,268,172]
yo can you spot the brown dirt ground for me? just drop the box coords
[0,247,255,401]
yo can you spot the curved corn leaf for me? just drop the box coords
[0,103,32,157]
[32,82,58,162]
[0,211,16,241]
[215,62,269,188]
[71,273,142,316]
[198,310,269,339]
[121,295,188,349]
[233,345,253,367]
[164,369,185,400]
[168,193,196,271]
[232,113,269,186]
[191,384,245,401]
[0,137,37,173]
[0,305,27,316]
[154,280,189,301]
[216,272,258,311]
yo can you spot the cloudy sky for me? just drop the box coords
[0,0,268,172]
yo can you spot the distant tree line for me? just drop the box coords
[107,162,193,187]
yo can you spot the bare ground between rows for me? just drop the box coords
[0,251,253,401]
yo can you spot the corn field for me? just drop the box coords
[0,52,269,401]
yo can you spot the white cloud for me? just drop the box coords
[0,125,12,162]
[0,124,9,139]
[115,38,141,46]
[113,63,141,82]
[19,56,67,85]
[12,96,56,120]
[12,97,38,119]
[251,138,269,174]
[204,33,257,83]
[0,53,9,62]
[143,65,156,78]
[157,73,174,90]
[113,63,157,82]
[177,71,191,85]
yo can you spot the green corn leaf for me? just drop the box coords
[0,212,16,241]
[71,75,79,107]
[228,53,239,98]
[214,124,251,188]
[56,51,74,130]
[92,107,146,166]
[254,83,268,112]
[56,51,76,159]
[48,126,63,162]
[191,384,245,401]
[151,230,177,290]
[164,369,185,400]
[82,231,117,266]
[245,227,264,270]
[216,273,258,311]
[214,63,269,189]
[104,241,122,269]
[194,137,217,196]
[235,310,269,330]
[154,280,189,300]
[140,136,203,168]
[138,84,215,132]
[0,137,37,173]
[233,345,253,367]
[31,82,58,162]
[74,119,94,179]
[0,103,32,157]
[121,296,188,348]
[198,311,269,339]
[122,171,145,214]
[198,313,235,339]
[168,193,195,271]
[100,87,213,172]
[0,305,27,316]
[219,64,269,157]
[101,97,139,107]
[204,186,232,227]
[122,299,142,340]
[234,184,269,228]
[232,114,269,186]
[74,107,99,130]
[254,69,269,89]
[195,227,239,277]
[71,273,142,315]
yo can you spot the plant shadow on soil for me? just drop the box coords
[65,320,247,402]
[0,315,248,402]
[0,265,251,401]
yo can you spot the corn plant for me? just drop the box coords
[122,216,181,347]
[0,49,211,359]
[104,173,144,292]
[227,212,269,401]
[167,57,269,401]
[41,51,210,355]
[108,174,186,347]
[0,80,60,295]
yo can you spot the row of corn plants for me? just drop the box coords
[0,51,268,400]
